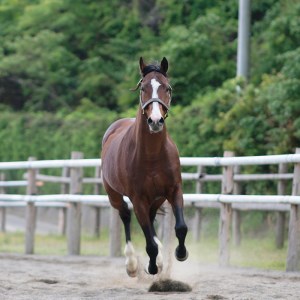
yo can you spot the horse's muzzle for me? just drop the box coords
[147,117,164,133]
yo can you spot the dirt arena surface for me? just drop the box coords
[1,253,299,300]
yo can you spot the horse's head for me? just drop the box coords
[136,57,172,133]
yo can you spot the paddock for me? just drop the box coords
[1,151,300,298]
[1,253,300,299]
[1,151,300,272]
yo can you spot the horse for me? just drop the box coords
[101,57,188,276]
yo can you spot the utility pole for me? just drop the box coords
[237,0,251,80]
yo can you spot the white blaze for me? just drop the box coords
[150,78,162,121]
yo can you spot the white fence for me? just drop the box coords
[1,150,300,271]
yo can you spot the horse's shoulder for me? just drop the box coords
[102,118,135,146]
[166,134,179,152]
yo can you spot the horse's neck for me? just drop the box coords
[133,112,167,159]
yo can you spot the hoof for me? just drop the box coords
[126,268,138,278]
[175,247,189,262]
[145,264,158,275]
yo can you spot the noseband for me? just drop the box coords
[140,98,170,118]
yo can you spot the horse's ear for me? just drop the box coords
[139,57,146,74]
[160,57,168,74]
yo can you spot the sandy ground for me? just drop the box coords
[1,253,300,300]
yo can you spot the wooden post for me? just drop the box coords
[93,166,102,237]
[0,173,6,232]
[58,207,67,236]
[59,166,69,235]
[109,207,122,257]
[0,207,5,233]
[232,165,242,246]
[25,157,38,254]
[219,151,234,267]
[286,148,300,271]
[276,163,288,249]
[67,151,83,255]
[193,165,204,242]
[92,206,101,237]
[94,166,102,195]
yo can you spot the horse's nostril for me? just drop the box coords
[159,117,164,125]
[147,117,153,125]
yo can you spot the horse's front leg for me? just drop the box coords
[169,187,189,261]
[142,225,159,274]
[135,205,161,275]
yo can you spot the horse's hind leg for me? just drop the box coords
[104,182,138,277]
[120,201,139,277]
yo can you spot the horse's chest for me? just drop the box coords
[140,171,172,197]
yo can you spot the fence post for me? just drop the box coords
[109,207,122,257]
[232,165,242,246]
[193,165,205,242]
[25,157,38,254]
[286,148,300,271]
[67,151,83,255]
[219,151,234,267]
[276,163,288,249]
[92,166,102,237]
[94,166,102,195]
[59,166,69,235]
[91,206,101,237]
[0,173,6,232]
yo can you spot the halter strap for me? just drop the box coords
[140,97,169,119]
[140,98,170,111]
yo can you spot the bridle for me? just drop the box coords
[133,68,172,119]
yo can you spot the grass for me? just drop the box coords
[0,230,111,256]
[0,229,288,271]
[187,233,287,270]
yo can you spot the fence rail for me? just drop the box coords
[1,193,300,205]
[1,153,300,170]
[1,150,300,272]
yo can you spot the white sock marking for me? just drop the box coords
[124,241,138,277]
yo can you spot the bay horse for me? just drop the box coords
[101,57,188,276]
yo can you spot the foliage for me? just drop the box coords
[0,100,117,162]
[168,78,245,157]
[0,0,299,159]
